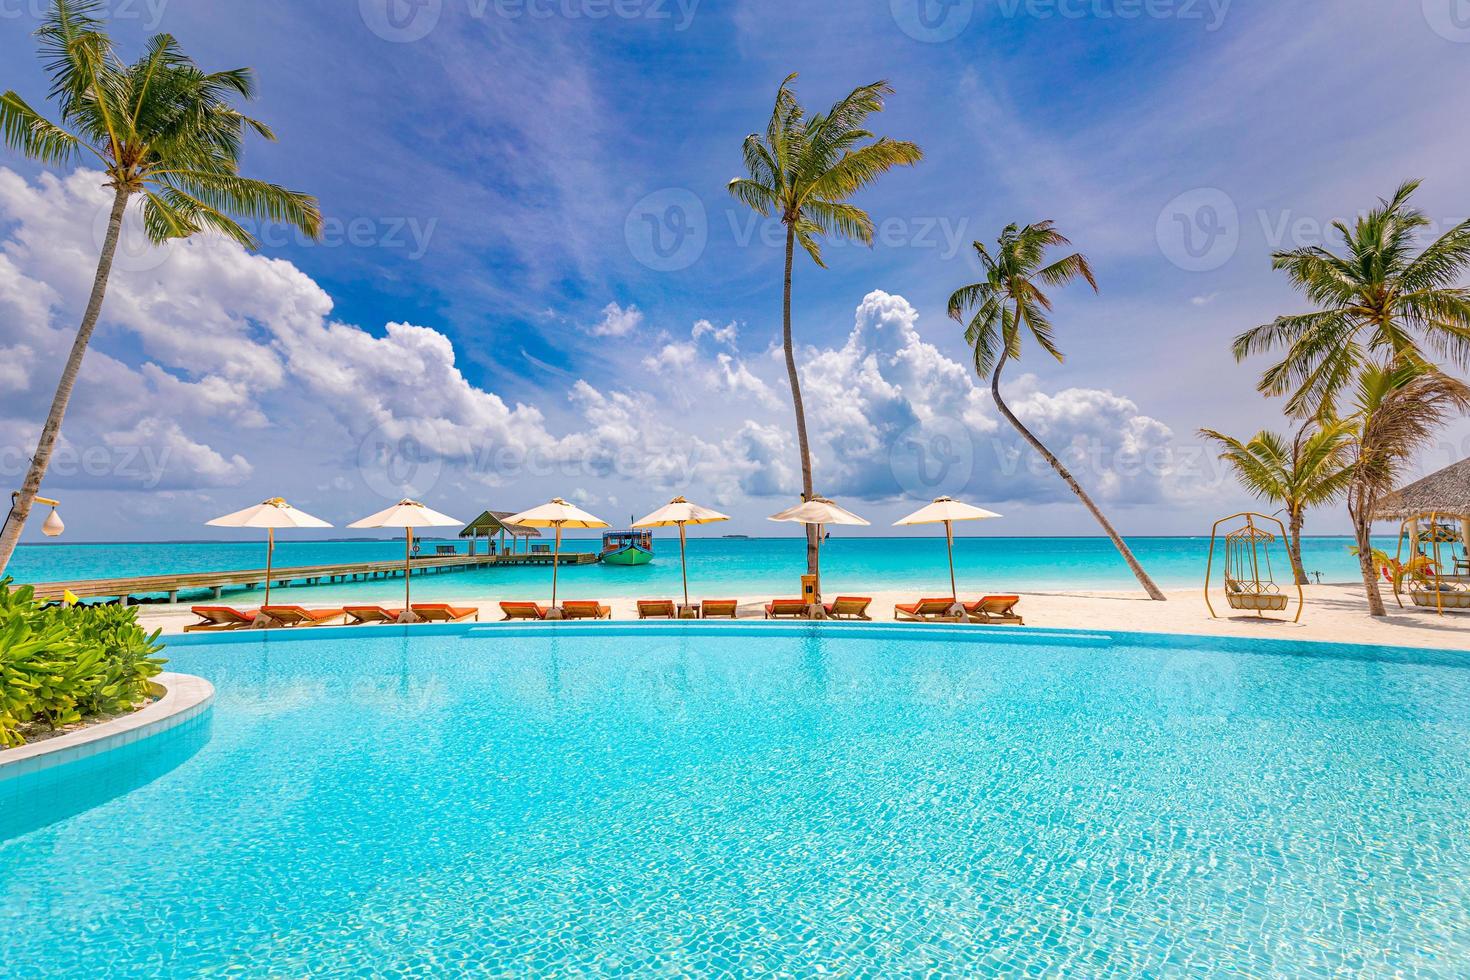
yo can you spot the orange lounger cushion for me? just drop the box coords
[500,602,548,621]
[823,596,873,620]
[561,601,611,620]
[765,599,809,619]
[410,604,479,622]
[344,606,405,624]
[260,606,346,627]
[185,606,258,631]
[894,598,962,622]
[701,599,739,619]
[964,595,1024,625]
[638,600,677,619]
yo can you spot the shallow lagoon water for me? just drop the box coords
[2,626,1468,975]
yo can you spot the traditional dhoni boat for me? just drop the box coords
[600,529,654,565]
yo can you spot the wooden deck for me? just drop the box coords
[27,551,601,604]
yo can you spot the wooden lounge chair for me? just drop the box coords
[410,603,479,623]
[894,598,964,623]
[638,599,677,619]
[184,605,257,632]
[764,598,810,620]
[500,601,549,621]
[259,605,346,627]
[964,595,1024,626]
[823,596,873,621]
[561,601,611,620]
[344,605,406,625]
[701,599,739,619]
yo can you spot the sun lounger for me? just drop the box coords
[561,601,611,620]
[701,599,739,619]
[964,595,1024,625]
[344,605,405,625]
[259,605,346,627]
[638,599,677,619]
[764,598,810,619]
[410,603,479,623]
[823,596,873,620]
[184,605,258,632]
[894,598,964,623]
[500,601,548,621]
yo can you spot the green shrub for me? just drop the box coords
[0,579,167,748]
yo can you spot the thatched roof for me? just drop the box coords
[1373,458,1470,521]
[459,510,541,538]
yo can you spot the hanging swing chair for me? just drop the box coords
[1394,511,1470,614]
[1204,512,1304,622]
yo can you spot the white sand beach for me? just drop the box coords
[135,583,1470,652]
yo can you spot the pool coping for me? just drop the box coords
[0,672,215,780]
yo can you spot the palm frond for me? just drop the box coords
[0,90,83,165]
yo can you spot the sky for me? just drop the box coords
[2,0,1470,543]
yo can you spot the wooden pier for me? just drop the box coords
[27,551,600,604]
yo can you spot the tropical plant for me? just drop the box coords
[1198,420,1355,584]
[1349,546,1437,607]
[948,221,1166,600]
[1232,179,1470,417]
[0,0,321,573]
[728,73,922,577]
[1340,363,1470,617]
[0,579,165,747]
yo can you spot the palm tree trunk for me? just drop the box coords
[1353,510,1387,617]
[781,221,818,580]
[0,186,131,574]
[989,350,1167,601]
[1286,511,1309,586]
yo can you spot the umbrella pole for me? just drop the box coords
[551,523,562,608]
[265,527,274,607]
[946,519,957,601]
[680,522,689,609]
[405,527,413,612]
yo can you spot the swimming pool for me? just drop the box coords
[3,624,1468,975]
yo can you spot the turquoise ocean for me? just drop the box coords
[6,535,1382,603]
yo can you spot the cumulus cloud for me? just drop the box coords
[587,301,643,337]
[692,318,739,346]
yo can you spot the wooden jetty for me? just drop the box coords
[27,550,600,604]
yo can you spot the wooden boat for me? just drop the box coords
[601,530,653,566]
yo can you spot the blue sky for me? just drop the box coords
[3,0,1470,542]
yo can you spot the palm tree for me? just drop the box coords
[0,0,321,572]
[1232,179,1470,417]
[728,74,922,576]
[949,221,1167,600]
[1198,421,1355,585]
[1340,362,1470,617]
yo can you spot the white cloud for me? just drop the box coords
[1191,293,1220,306]
[692,318,739,346]
[587,301,643,337]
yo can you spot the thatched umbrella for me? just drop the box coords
[1373,457,1470,522]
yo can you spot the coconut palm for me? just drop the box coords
[0,0,320,572]
[949,221,1166,600]
[728,74,922,575]
[1340,363,1470,617]
[1232,179,1470,417]
[1198,421,1355,585]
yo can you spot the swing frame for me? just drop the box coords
[1203,512,1304,623]
[1393,510,1470,616]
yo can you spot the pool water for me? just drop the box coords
[3,626,1469,976]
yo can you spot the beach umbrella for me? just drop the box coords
[767,496,870,614]
[207,497,332,607]
[633,496,731,611]
[348,499,462,618]
[894,496,1002,602]
[504,498,609,614]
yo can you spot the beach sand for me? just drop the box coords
[136,583,1470,651]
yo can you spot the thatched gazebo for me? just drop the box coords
[459,510,542,555]
[1373,458,1470,523]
